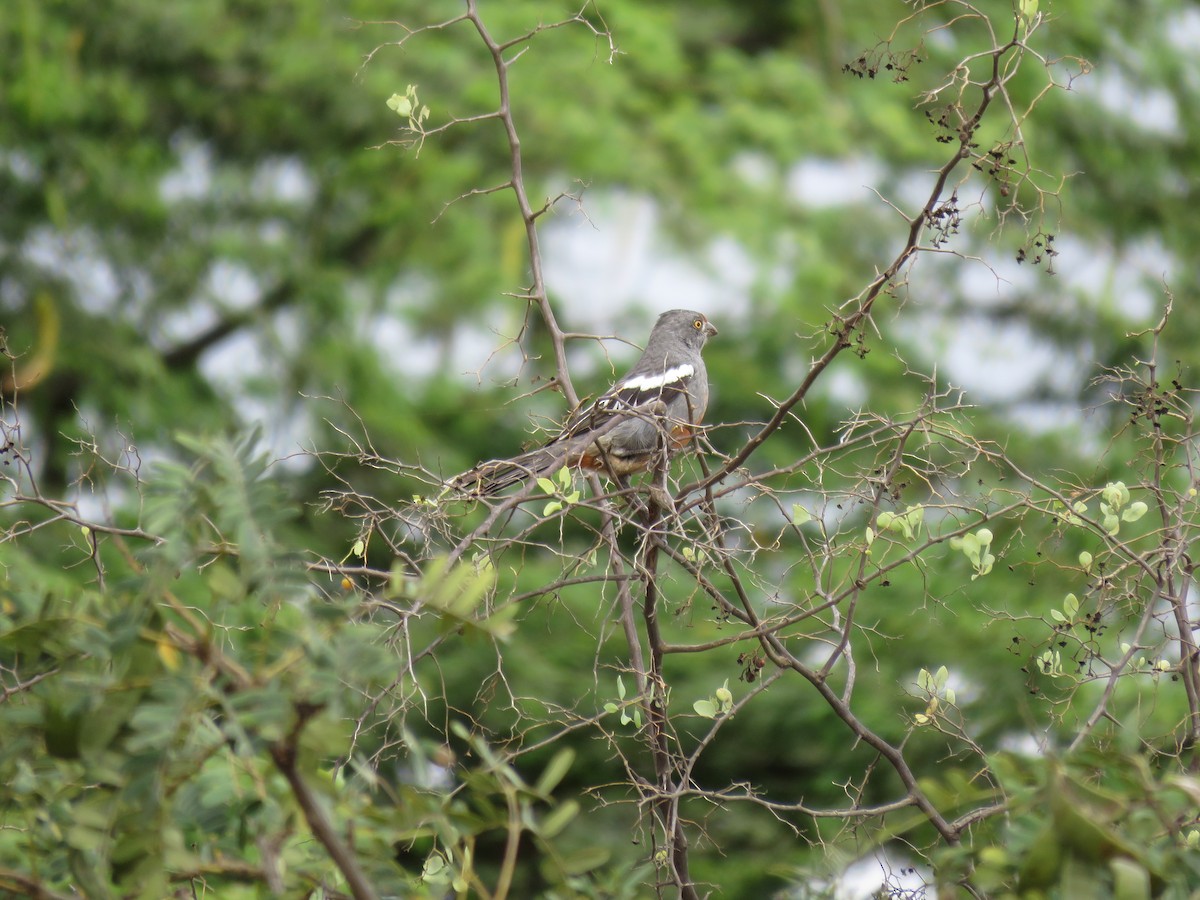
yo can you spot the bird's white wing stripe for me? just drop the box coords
[618,363,694,393]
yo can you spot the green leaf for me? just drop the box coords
[1063,593,1079,618]
[65,823,107,852]
[480,603,518,640]
[535,748,576,796]
[1103,481,1130,508]
[1109,858,1151,900]
[422,852,451,884]
[537,477,557,494]
[558,846,611,876]
[387,93,413,117]
[959,532,980,562]
[543,500,562,515]
[693,699,717,719]
[1122,501,1148,522]
[791,503,812,526]
[538,799,580,838]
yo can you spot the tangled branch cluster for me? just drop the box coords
[310,3,1200,897]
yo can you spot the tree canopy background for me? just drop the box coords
[4,1,1200,897]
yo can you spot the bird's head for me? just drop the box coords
[654,308,718,351]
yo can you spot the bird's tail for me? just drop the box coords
[449,446,566,497]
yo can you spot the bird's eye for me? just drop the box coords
[693,319,703,329]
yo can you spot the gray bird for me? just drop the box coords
[454,309,718,495]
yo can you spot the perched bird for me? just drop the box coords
[454,309,718,496]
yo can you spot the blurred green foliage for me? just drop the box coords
[4,0,1200,897]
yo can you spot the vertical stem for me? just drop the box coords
[270,705,381,900]
[464,0,579,409]
[641,450,698,899]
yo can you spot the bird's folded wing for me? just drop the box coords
[559,363,697,440]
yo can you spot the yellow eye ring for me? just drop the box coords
[693,319,704,329]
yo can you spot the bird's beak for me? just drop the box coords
[704,321,719,337]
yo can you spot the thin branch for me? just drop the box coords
[269,704,381,900]
[0,869,76,900]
